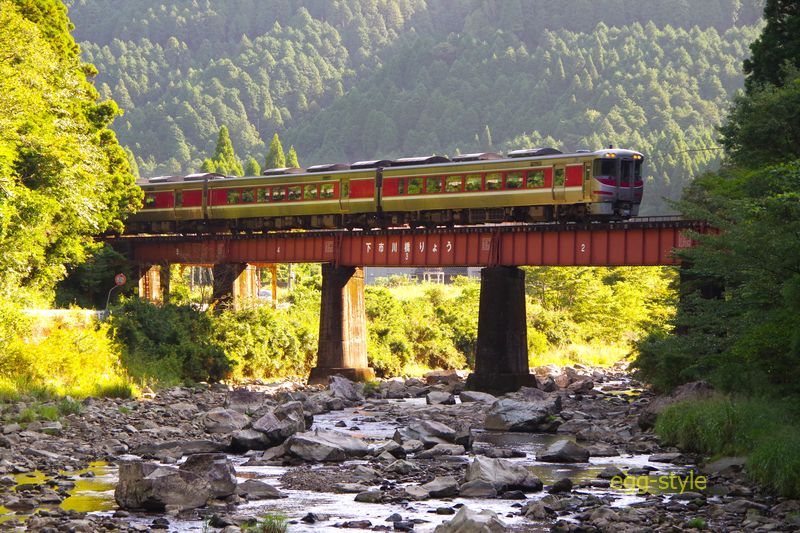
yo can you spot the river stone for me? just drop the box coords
[203,408,249,434]
[371,440,405,458]
[237,479,286,499]
[386,460,415,475]
[230,429,273,452]
[225,389,270,414]
[426,391,456,405]
[355,490,385,503]
[459,479,497,498]
[459,391,496,403]
[548,477,573,493]
[394,420,458,448]
[422,476,459,498]
[285,429,368,462]
[483,397,561,432]
[597,466,624,479]
[417,443,465,458]
[464,456,543,492]
[328,375,364,403]
[404,485,431,501]
[275,400,313,428]
[433,506,506,533]
[568,378,594,393]
[115,461,211,511]
[538,439,590,463]
[130,439,227,460]
[178,453,236,498]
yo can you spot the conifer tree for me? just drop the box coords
[245,157,261,176]
[265,133,286,169]
[201,158,217,173]
[212,125,243,176]
[287,145,300,168]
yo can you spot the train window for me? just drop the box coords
[257,188,269,202]
[594,159,617,176]
[465,174,482,191]
[426,177,442,193]
[271,187,285,202]
[485,172,502,190]
[144,194,156,208]
[445,176,462,192]
[527,169,545,188]
[620,161,633,185]
[175,191,183,207]
[505,172,523,189]
[227,190,240,204]
[320,183,334,199]
[242,189,255,203]
[407,178,423,194]
[634,160,642,181]
[584,164,592,182]
[304,184,317,200]
[397,178,405,195]
[554,168,565,187]
[288,185,302,201]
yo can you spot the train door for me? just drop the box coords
[339,177,350,212]
[553,165,566,202]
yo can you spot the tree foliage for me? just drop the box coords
[207,125,243,176]
[743,0,800,91]
[265,133,286,170]
[0,0,139,304]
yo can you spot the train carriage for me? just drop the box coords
[125,147,643,234]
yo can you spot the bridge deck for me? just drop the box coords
[112,217,705,267]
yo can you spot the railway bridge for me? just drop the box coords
[110,217,706,393]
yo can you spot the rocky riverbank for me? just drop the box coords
[1,366,797,532]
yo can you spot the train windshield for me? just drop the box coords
[621,160,634,185]
[593,159,617,177]
[634,159,643,181]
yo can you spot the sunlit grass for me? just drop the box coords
[529,342,630,368]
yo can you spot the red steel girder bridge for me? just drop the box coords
[114,216,704,267]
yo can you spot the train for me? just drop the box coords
[124,147,644,234]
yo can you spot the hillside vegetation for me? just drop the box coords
[68,0,764,213]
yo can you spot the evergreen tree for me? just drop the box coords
[124,147,140,178]
[265,133,286,169]
[211,125,243,176]
[245,157,261,176]
[287,145,300,168]
[201,158,217,173]
[743,0,800,92]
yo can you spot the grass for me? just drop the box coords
[686,517,707,530]
[529,342,629,368]
[242,513,288,533]
[656,395,800,498]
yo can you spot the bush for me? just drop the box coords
[110,298,230,385]
[656,396,800,498]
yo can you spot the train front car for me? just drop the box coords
[589,149,644,219]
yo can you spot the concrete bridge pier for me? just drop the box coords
[308,264,375,385]
[212,263,258,310]
[138,263,170,303]
[466,266,536,394]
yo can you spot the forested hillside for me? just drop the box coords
[67,0,764,212]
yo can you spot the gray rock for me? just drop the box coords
[230,429,273,452]
[202,408,249,434]
[426,391,456,405]
[225,389,269,414]
[459,391,496,403]
[422,476,459,498]
[597,466,624,479]
[538,440,590,463]
[178,454,236,498]
[459,479,497,498]
[355,490,385,503]
[548,477,573,493]
[416,443,466,458]
[131,439,227,460]
[535,376,557,392]
[115,461,211,511]
[401,439,425,454]
[404,485,431,500]
[386,460,415,475]
[433,506,506,533]
[285,429,368,462]
[236,479,287,499]
[371,440,405,458]
[483,397,561,432]
[568,378,594,393]
[328,375,364,402]
[424,370,464,385]
[394,420,458,448]
[464,456,543,492]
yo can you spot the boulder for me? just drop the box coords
[130,439,227,460]
[548,477,573,493]
[535,376,557,392]
[416,443,465,458]
[426,391,456,405]
[459,480,497,498]
[425,370,465,385]
[422,476,459,498]
[459,391,496,404]
[115,461,211,511]
[230,429,273,452]
[483,397,561,432]
[203,408,250,434]
[275,400,313,428]
[538,440,590,463]
[568,379,594,393]
[177,454,236,499]
[637,381,715,430]
[464,456,542,492]
[225,389,270,414]
[433,507,506,533]
[328,375,364,403]
[285,429,368,462]
[380,379,409,399]
[236,479,287,500]
[394,420,458,448]
[355,490,385,503]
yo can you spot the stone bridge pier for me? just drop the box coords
[466,266,536,394]
[308,264,375,385]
